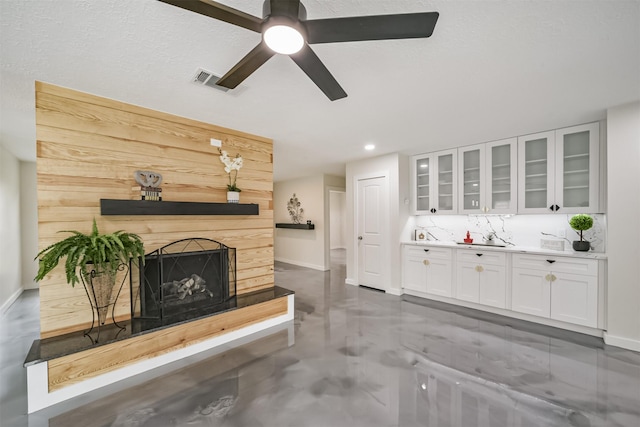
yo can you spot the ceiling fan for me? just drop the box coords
[158,0,439,101]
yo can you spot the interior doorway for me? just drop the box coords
[328,190,347,269]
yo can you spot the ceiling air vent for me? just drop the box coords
[192,68,230,92]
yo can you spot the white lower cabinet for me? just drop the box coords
[511,254,598,328]
[402,245,601,331]
[456,250,507,309]
[402,246,453,297]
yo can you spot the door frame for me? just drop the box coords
[353,171,390,291]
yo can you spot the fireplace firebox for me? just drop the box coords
[130,238,236,326]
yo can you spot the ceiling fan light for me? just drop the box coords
[264,25,304,54]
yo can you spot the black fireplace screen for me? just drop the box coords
[130,238,236,324]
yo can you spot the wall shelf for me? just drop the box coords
[100,199,259,216]
[275,223,315,230]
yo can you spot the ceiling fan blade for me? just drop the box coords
[216,42,275,89]
[267,0,300,19]
[157,0,263,33]
[290,44,347,101]
[305,12,439,44]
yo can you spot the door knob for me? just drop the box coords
[358,236,363,240]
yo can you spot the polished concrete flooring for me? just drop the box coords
[2,249,640,426]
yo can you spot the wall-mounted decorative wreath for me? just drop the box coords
[287,193,304,224]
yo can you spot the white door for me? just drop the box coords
[357,176,388,290]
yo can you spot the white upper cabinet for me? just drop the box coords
[458,138,517,214]
[554,123,600,213]
[412,149,457,215]
[518,122,600,214]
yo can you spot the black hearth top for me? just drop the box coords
[24,286,293,367]
[100,199,259,216]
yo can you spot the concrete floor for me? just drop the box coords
[2,249,640,426]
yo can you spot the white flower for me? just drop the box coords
[219,149,243,192]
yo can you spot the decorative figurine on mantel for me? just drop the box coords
[134,170,163,201]
[287,193,304,224]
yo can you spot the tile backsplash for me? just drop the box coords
[406,214,606,253]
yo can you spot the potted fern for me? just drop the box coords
[35,219,145,338]
[569,214,593,252]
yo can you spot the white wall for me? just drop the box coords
[345,153,409,295]
[0,146,23,312]
[605,100,640,351]
[329,191,346,249]
[274,175,345,270]
[20,161,38,290]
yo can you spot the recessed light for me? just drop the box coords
[365,144,375,151]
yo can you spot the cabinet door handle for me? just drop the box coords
[550,274,557,282]
[423,259,430,266]
[546,259,556,264]
[430,208,436,214]
[475,265,484,273]
[549,205,555,211]
[555,205,560,211]
[476,253,483,257]
[545,273,552,281]
[423,249,430,252]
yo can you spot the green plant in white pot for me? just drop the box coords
[569,214,593,252]
[35,219,145,340]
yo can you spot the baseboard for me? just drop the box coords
[275,257,328,271]
[386,288,402,296]
[345,278,357,286]
[1,287,23,315]
[604,332,640,352]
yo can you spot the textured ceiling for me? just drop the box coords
[1,0,639,181]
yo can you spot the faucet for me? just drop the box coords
[485,232,496,243]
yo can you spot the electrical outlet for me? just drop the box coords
[558,229,566,238]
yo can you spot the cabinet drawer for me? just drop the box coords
[404,246,452,260]
[457,250,506,266]
[512,254,597,276]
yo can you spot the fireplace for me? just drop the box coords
[130,238,236,327]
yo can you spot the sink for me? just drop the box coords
[456,242,506,248]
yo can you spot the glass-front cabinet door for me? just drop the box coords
[518,131,556,213]
[518,123,600,214]
[434,149,457,214]
[459,138,517,214]
[458,144,484,214]
[414,156,431,213]
[554,122,600,213]
[412,149,457,214]
[486,138,517,214]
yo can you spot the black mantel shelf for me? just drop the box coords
[100,199,259,216]
[275,223,315,230]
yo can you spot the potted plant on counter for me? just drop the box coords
[569,214,593,252]
[35,219,145,341]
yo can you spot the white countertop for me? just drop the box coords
[402,240,607,260]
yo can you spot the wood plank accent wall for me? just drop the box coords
[36,82,274,338]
